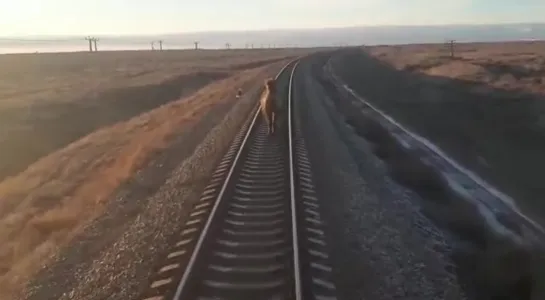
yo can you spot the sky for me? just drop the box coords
[0,0,544,36]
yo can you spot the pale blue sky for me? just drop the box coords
[1,0,544,36]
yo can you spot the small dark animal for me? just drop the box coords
[260,78,277,135]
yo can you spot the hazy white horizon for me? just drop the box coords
[2,22,545,39]
[1,0,544,36]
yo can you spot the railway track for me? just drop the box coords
[141,59,337,300]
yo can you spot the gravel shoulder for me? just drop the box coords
[295,53,465,300]
[21,62,286,300]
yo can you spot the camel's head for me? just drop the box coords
[264,78,275,91]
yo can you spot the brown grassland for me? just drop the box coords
[369,41,545,94]
[0,48,308,298]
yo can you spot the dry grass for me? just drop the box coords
[369,41,545,94]
[0,49,308,181]
[0,61,286,298]
[0,49,304,108]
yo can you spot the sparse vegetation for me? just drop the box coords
[370,41,545,95]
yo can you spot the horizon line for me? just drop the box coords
[3,21,545,38]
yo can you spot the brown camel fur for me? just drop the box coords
[260,78,277,135]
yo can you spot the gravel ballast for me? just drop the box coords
[294,54,466,300]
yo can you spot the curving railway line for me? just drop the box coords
[140,58,337,300]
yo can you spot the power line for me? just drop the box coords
[150,40,164,51]
[447,39,456,58]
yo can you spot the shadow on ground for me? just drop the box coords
[335,48,545,227]
[321,49,545,300]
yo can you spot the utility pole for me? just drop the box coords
[85,36,93,52]
[84,36,99,52]
[151,41,155,50]
[93,38,99,52]
[448,39,455,58]
[158,40,163,51]
[194,41,199,50]
[225,43,231,49]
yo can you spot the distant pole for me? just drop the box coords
[449,40,455,58]
[93,38,99,52]
[158,40,163,50]
[85,36,93,52]
[151,41,155,50]
[194,41,199,50]
[225,42,231,49]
